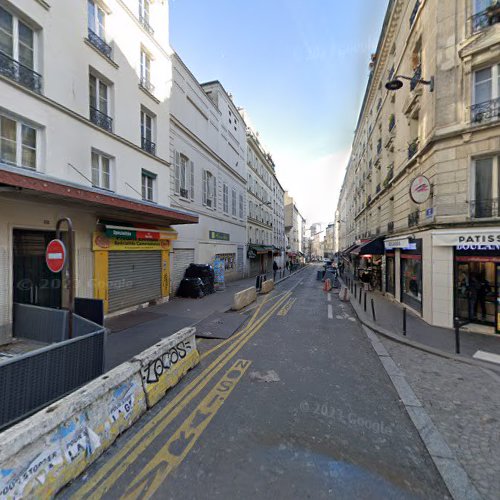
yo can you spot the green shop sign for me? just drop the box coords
[209,231,230,241]
[106,228,135,239]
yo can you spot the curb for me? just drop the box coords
[340,279,500,374]
[0,327,199,499]
[361,324,482,500]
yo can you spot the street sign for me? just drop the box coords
[46,239,66,273]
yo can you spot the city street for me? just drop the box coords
[62,267,449,499]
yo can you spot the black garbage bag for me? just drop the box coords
[184,264,215,295]
[177,277,205,298]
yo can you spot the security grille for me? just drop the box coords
[172,249,195,295]
[108,251,161,312]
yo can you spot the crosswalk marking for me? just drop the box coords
[328,304,333,320]
[473,350,500,365]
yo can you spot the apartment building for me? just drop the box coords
[284,192,306,262]
[169,56,247,289]
[0,0,198,341]
[324,223,335,260]
[237,113,286,276]
[337,0,500,333]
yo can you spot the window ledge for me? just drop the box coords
[139,84,160,104]
[84,38,119,69]
[35,0,50,10]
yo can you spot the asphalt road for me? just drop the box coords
[61,266,449,499]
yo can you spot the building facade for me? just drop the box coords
[238,114,286,276]
[324,223,335,259]
[337,0,500,333]
[169,58,247,291]
[284,192,306,263]
[0,0,198,342]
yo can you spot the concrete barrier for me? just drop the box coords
[260,280,274,294]
[0,327,200,499]
[133,327,200,408]
[231,287,257,311]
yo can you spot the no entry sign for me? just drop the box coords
[46,239,66,273]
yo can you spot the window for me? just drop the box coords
[473,157,500,218]
[140,49,153,92]
[91,151,111,189]
[141,109,155,154]
[239,193,244,219]
[174,152,193,199]
[141,169,156,201]
[472,65,500,123]
[89,74,112,131]
[203,170,216,208]
[138,0,153,34]
[88,0,105,38]
[0,114,37,169]
[223,183,229,213]
[231,188,237,216]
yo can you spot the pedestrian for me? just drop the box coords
[273,260,278,281]
[285,260,290,275]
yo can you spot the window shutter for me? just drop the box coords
[213,176,217,209]
[174,151,180,194]
[202,170,207,205]
[190,160,194,200]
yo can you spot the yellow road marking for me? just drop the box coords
[122,359,252,499]
[72,290,292,499]
[277,297,297,316]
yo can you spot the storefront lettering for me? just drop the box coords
[456,244,500,251]
[458,235,500,244]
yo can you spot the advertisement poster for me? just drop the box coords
[214,258,225,291]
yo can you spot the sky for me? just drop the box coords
[169,0,389,229]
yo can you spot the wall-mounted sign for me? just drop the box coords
[410,176,431,204]
[93,232,170,251]
[209,231,230,241]
[384,238,410,250]
[247,248,257,259]
[434,230,500,246]
[456,244,500,251]
[105,228,176,241]
[425,207,434,219]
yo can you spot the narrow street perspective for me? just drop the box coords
[1,0,500,498]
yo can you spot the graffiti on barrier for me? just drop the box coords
[142,340,194,384]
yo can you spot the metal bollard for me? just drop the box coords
[371,298,376,322]
[359,287,362,304]
[454,317,461,354]
[403,307,407,336]
[354,283,357,296]
[364,291,367,312]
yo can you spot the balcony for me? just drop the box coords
[410,65,422,91]
[0,51,42,93]
[408,139,418,160]
[141,136,156,155]
[88,28,112,59]
[409,0,420,27]
[376,140,382,155]
[471,97,500,124]
[383,165,394,187]
[388,65,395,82]
[471,198,499,219]
[388,114,395,132]
[408,210,420,227]
[139,14,154,35]
[140,77,155,94]
[90,106,113,132]
[387,221,394,233]
[376,183,381,194]
[470,3,500,34]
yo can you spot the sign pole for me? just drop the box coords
[56,218,74,339]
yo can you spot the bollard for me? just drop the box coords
[364,291,367,312]
[358,287,362,304]
[371,298,376,321]
[354,283,357,296]
[403,307,407,336]
[454,317,461,354]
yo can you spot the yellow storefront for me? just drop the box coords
[92,227,177,314]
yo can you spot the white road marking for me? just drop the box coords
[327,293,331,302]
[473,350,500,365]
[328,304,333,319]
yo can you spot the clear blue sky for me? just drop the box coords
[170,0,388,228]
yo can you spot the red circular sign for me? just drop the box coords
[46,239,66,273]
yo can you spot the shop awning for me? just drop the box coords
[348,245,361,255]
[0,166,198,226]
[358,236,385,255]
[249,245,274,255]
[101,221,178,240]
[342,243,358,254]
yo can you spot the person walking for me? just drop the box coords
[273,260,278,281]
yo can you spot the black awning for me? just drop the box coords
[359,236,385,255]
[343,243,358,254]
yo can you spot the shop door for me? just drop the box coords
[108,251,161,312]
[13,230,62,309]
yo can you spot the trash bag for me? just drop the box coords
[184,264,215,295]
[177,277,205,298]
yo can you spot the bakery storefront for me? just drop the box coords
[434,229,500,334]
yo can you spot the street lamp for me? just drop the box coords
[385,74,434,92]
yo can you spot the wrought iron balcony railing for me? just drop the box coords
[140,77,155,94]
[0,51,42,93]
[387,221,394,233]
[88,28,112,59]
[410,65,422,91]
[471,97,500,124]
[409,0,420,27]
[408,140,418,160]
[141,136,156,155]
[471,4,500,34]
[139,14,154,35]
[90,106,113,132]
[471,198,500,219]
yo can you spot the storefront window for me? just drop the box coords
[400,239,422,312]
[386,255,395,295]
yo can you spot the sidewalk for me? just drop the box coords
[341,277,500,361]
[104,268,304,370]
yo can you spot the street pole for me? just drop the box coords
[371,298,376,322]
[56,217,74,339]
[403,307,407,336]
[454,317,461,354]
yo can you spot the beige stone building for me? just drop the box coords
[337,0,500,333]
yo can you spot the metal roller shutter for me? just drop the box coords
[172,249,194,295]
[108,251,161,312]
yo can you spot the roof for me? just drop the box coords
[0,165,198,226]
